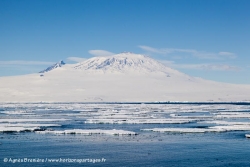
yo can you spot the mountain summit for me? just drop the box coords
[39,60,66,73]
[73,52,181,75]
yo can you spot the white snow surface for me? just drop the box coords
[1,52,250,102]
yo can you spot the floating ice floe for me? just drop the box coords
[245,134,250,138]
[215,112,250,118]
[142,125,250,133]
[201,121,250,125]
[0,123,60,127]
[210,125,250,131]
[36,129,137,135]
[0,119,69,123]
[0,110,35,115]
[0,126,40,132]
[0,123,61,132]
[85,119,197,124]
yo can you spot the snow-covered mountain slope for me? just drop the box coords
[39,60,65,73]
[0,52,250,102]
[73,52,180,75]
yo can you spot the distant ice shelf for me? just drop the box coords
[141,128,225,133]
[36,129,137,135]
[85,118,198,124]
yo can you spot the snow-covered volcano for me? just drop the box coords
[0,52,250,102]
[73,52,179,75]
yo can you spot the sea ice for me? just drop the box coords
[141,124,250,133]
[201,121,250,125]
[0,123,60,127]
[0,126,40,132]
[0,119,69,123]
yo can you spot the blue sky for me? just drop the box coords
[0,0,250,84]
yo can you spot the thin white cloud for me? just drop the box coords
[177,64,240,71]
[88,50,115,57]
[159,60,175,66]
[0,60,54,66]
[219,52,235,58]
[139,45,196,55]
[139,45,236,60]
[138,45,167,54]
[67,57,87,62]
[159,60,240,71]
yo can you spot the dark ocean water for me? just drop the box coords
[1,103,250,167]
[1,130,250,167]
